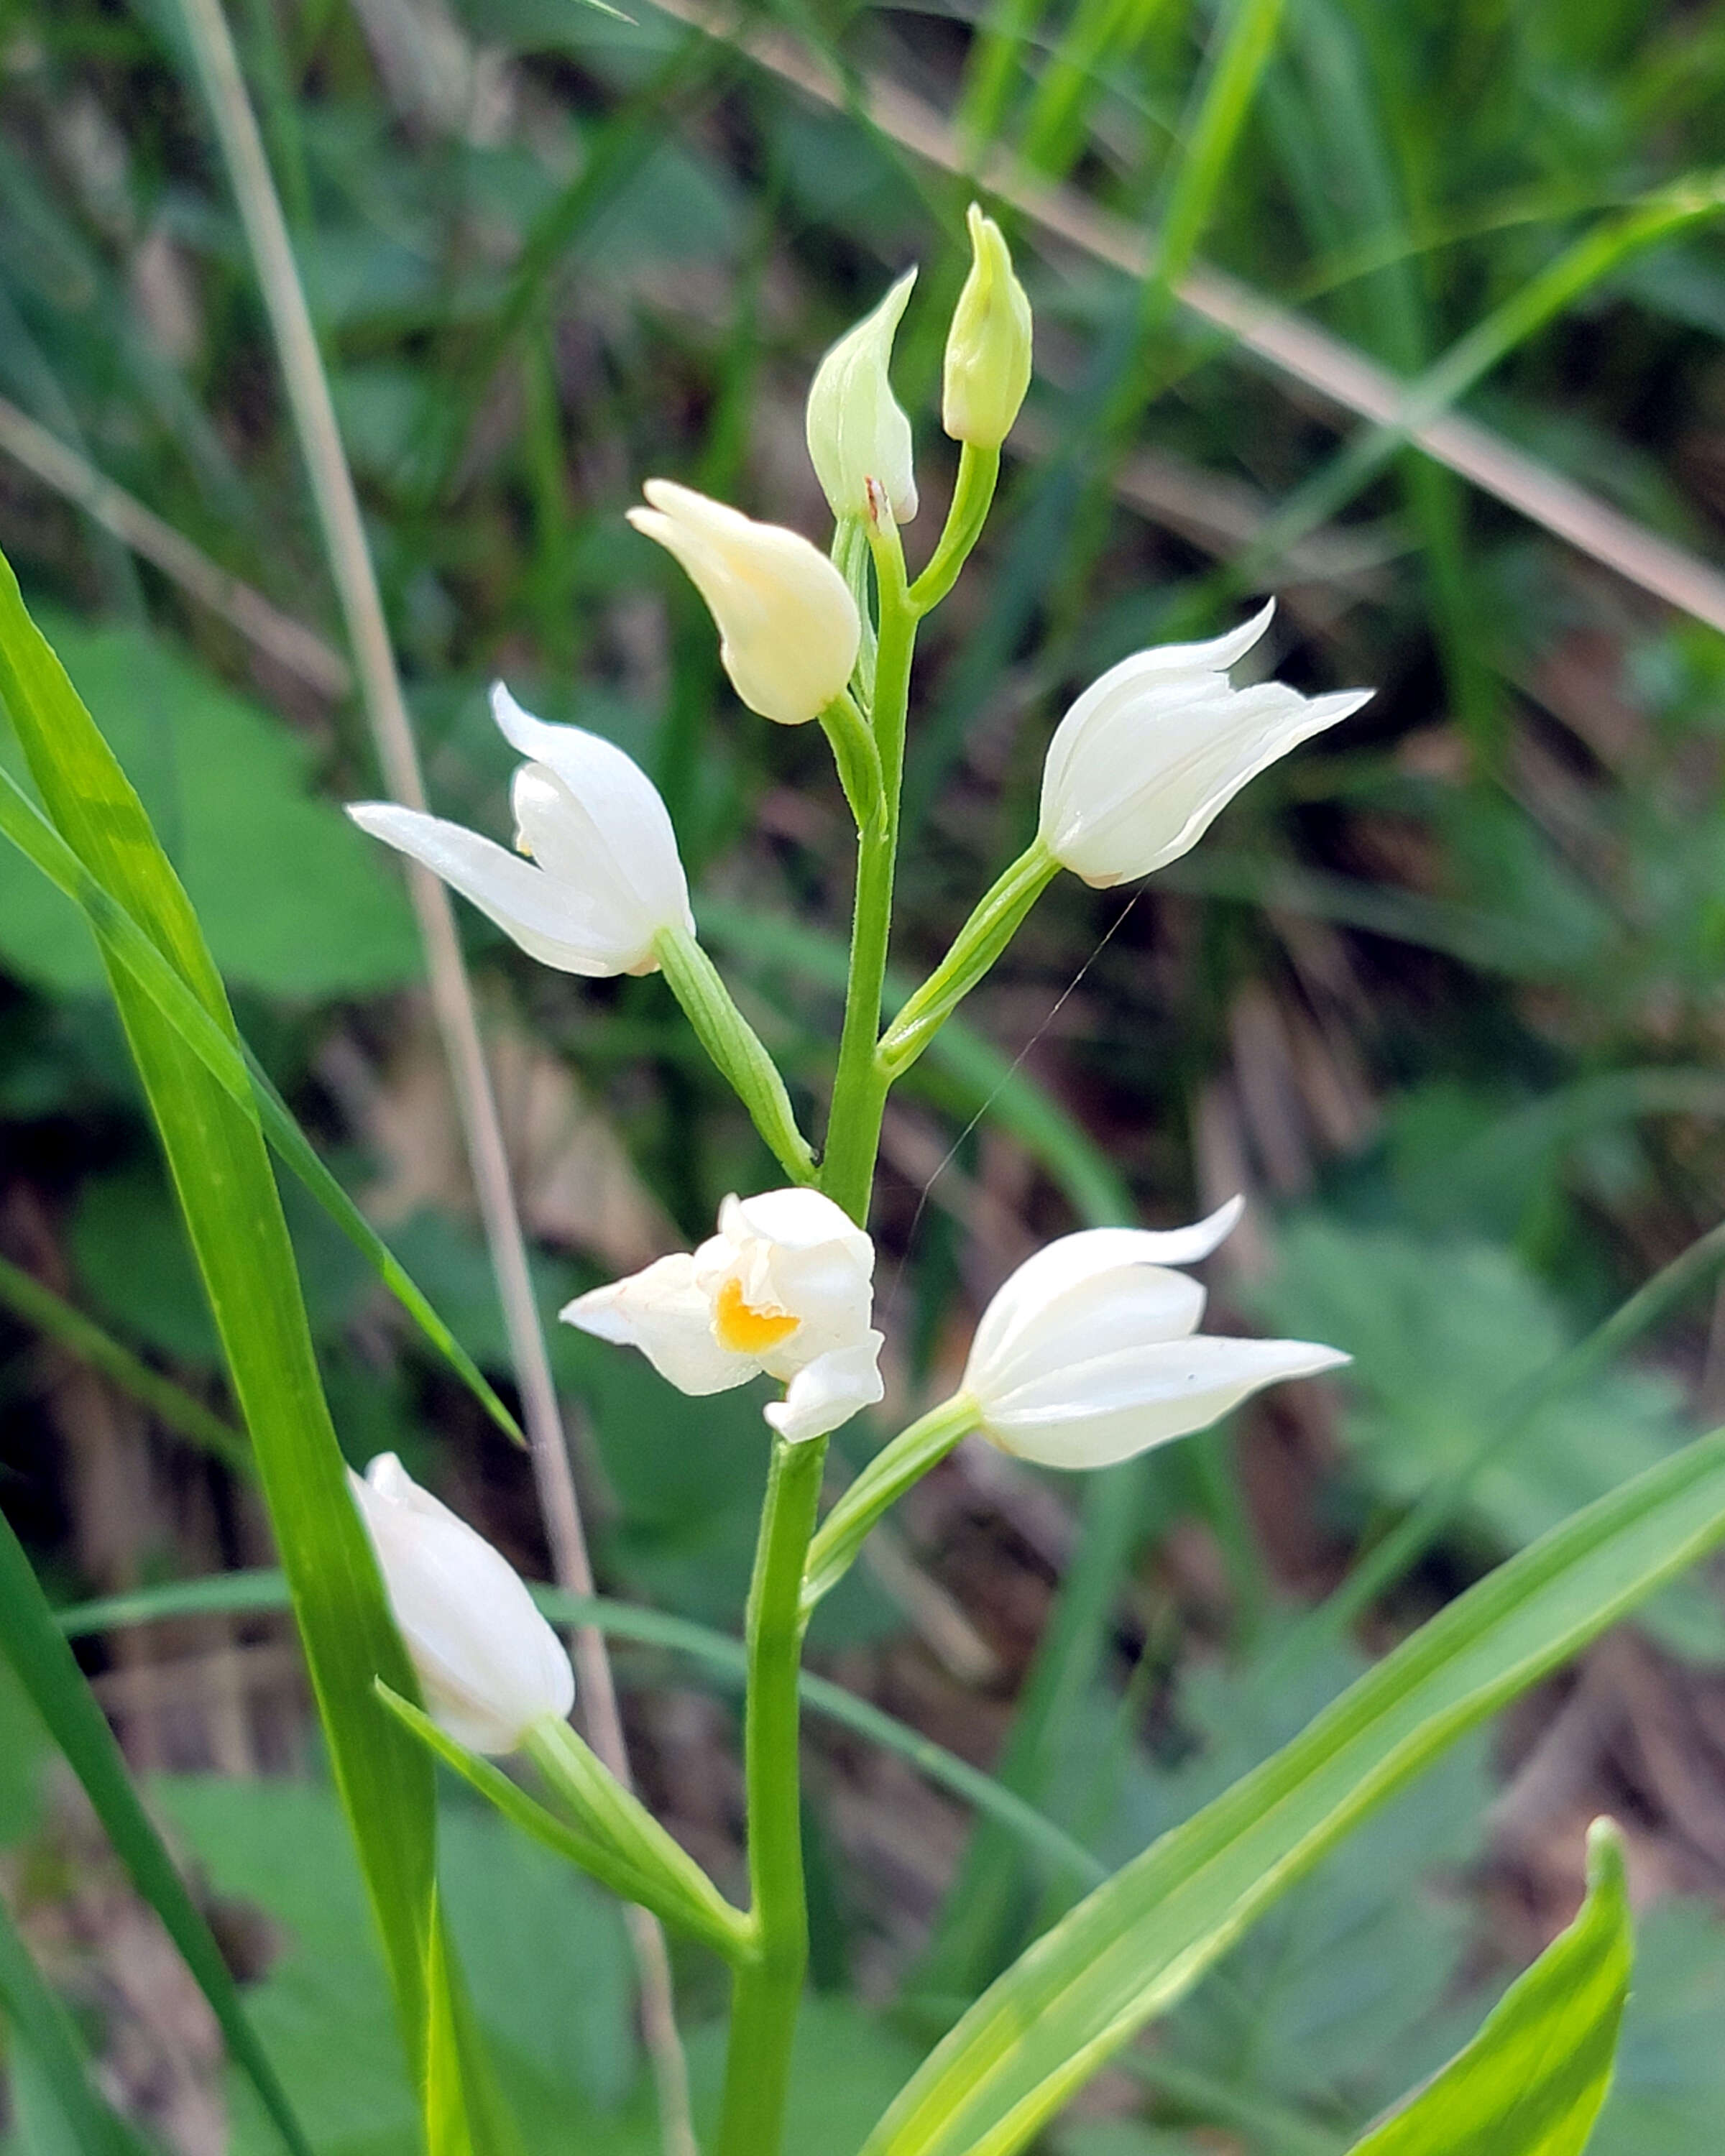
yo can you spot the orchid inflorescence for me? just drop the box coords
[345,203,1370,2156]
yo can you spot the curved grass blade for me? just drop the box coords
[0,1511,310,2156]
[0,1253,249,1472]
[1347,1817,1630,2154]
[0,755,523,1448]
[0,1889,150,2156]
[56,1572,1104,1890]
[0,555,483,2155]
[860,1424,1725,2156]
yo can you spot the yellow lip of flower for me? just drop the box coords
[712,1276,801,1355]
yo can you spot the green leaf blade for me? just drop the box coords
[0,553,479,2152]
[0,1511,312,2156]
[860,1425,1725,2156]
[1348,1817,1632,2155]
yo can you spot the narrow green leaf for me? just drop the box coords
[0,553,479,2153]
[0,751,523,1447]
[0,1511,310,2156]
[1346,1817,1631,2155]
[56,1573,1103,1889]
[379,1685,754,1965]
[0,1888,147,2156]
[861,1424,1725,2156]
[0,1253,249,1471]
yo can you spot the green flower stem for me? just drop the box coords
[820,517,916,1225]
[801,1393,980,1617]
[380,1688,753,1966]
[818,689,886,831]
[714,1433,827,2156]
[523,1715,753,1953]
[907,443,1000,617]
[653,925,816,1185]
[876,839,1059,1080]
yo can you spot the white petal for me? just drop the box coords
[1054,684,1371,886]
[630,483,860,725]
[351,1456,573,1754]
[806,268,919,523]
[972,1265,1207,1400]
[720,1187,877,1370]
[561,1253,752,1395]
[1039,604,1276,816]
[490,686,693,936]
[348,802,653,976]
[982,1335,1350,1468]
[964,1199,1243,1381]
[726,1186,871,1257]
[765,1335,885,1442]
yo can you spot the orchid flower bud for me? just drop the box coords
[627,480,861,726]
[962,1198,1348,1469]
[806,268,919,525]
[1038,602,1374,888]
[564,1187,884,1444]
[942,203,1032,448]
[351,1453,574,1755]
[349,683,693,977]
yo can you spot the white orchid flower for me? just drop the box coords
[627,480,861,726]
[351,1452,574,1755]
[1038,603,1373,888]
[806,267,919,525]
[564,1187,884,1444]
[962,1197,1348,1468]
[349,683,693,977]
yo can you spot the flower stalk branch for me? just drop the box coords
[908,443,1000,615]
[877,838,1059,1078]
[652,926,817,1185]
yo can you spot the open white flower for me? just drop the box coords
[627,480,861,726]
[806,268,919,525]
[351,1452,574,1755]
[349,683,692,977]
[564,1187,883,1444]
[1038,603,1373,888]
[962,1197,1348,1468]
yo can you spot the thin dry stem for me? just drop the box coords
[172,2,694,2147]
[0,394,351,698]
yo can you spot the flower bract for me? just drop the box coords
[627,480,861,726]
[1038,602,1373,888]
[349,683,692,977]
[806,267,919,525]
[351,1452,574,1754]
[943,203,1033,448]
[563,1187,884,1443]
[962,1197,1348,1468]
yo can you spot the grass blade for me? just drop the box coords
[0,1511,310,2156]
[0,754,523,1447]
[1346,1818,1631,2153]
[860,1422,1725,2156]
[0,556,481,2153]
[55,1572,1105,1890]
[0,1888,148,2156]
[0,1253,249,1471]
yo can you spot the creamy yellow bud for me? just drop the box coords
[627,480,861,726]
[806,268,919,525]
[942,203,1032,447]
